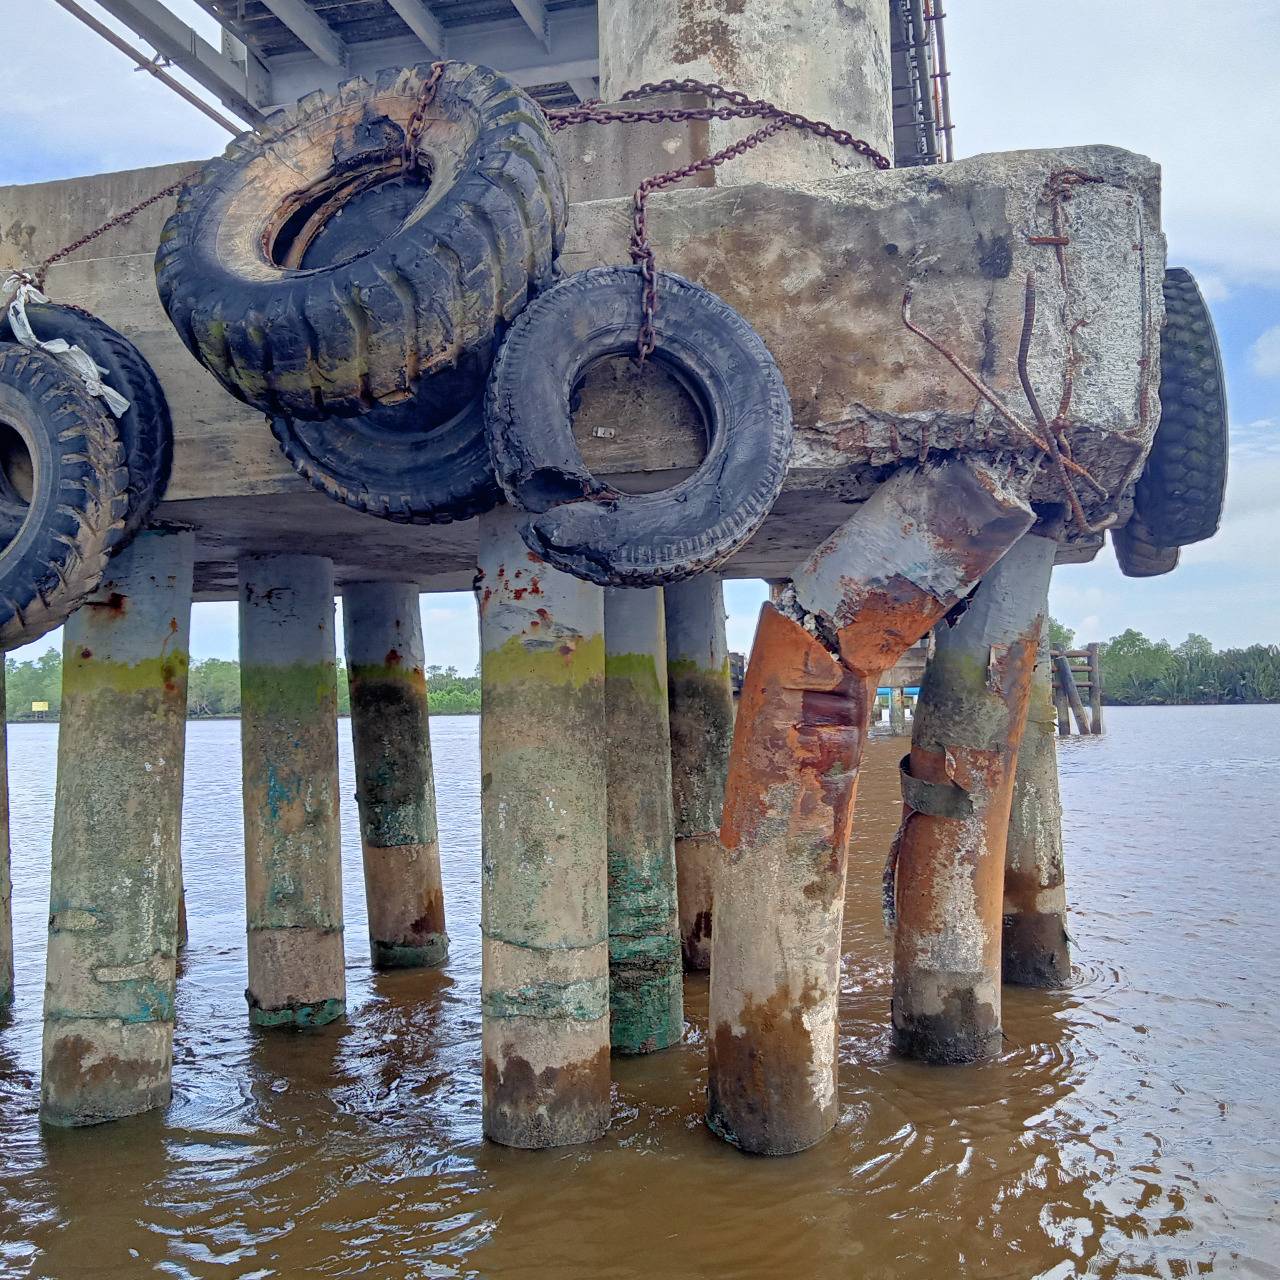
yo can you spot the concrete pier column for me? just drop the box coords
[604,586,682,1055]
[1003,629,1070,987]
[598,0,892,185]
[477,507,610,1148]
[707,461,1034,1155]
[342,582,448,970]
[706,465,1034,1157]
[663,576,735,972]
[239,554,345,1028]
[40,528,194,1126]
[891,530,1058,1065]
[888,687,908,736]
[1,671,13,1012]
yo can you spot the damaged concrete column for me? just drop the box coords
[891,528,1059,1064]
[663,576,735,972]
[478,506,610,1148]
[605,586,683,1055]
[597,0,892,184]
[239,554,344,1028]
[343,582,448,970]
[0,670,10,1013]
[1003,628,1071,987]
[41,528,194,1126]
[707,462,1033,1155]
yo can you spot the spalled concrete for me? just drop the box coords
[707,461,1034,1155]
[891,528,1058,1064]
[343,582,448,970]
[604,586,683,1055]
[477,506,610,1148]
[239,554,345,1028]
[40,528,194,1126]
[598,0,893,184]
[1003,628,1071,987]
[663,577,735,971]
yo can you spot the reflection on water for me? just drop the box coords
[1,708,1278,1278]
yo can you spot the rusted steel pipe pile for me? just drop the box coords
[890,528,1058,1064]
[707,460,1035,1153]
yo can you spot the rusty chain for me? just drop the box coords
[402,60,448,174]
[19,68,1110,532]
[15,177,189,292]
[546,78,892,361]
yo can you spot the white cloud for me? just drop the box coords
[1193,273,1230,305]
[1248,327,1280,379]
[950,1,1280,285]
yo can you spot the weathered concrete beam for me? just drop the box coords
[239,554,345,1028]
[663,576,735,972]
[343,582,448,970]
[41,528,194,1125]
[604,586,682,1055]
[707,460,1034,1155]
[890,528,1058,1064]
[1003,628,1071,987]
[0,141,1159,591]
[478,507,610,1147]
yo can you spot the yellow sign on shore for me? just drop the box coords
[30,701,48,712]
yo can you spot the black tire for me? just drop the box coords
[270,396,500,524]
[486,267,794,587]
[0,345,128,648]
[1,302,172,542]
[1112,515,1179,578]
[156,61,566,424]
[1134,268,1228,546]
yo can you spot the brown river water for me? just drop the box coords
[1,706,1277,1278]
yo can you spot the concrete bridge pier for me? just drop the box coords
[239,554,345,1028]
[40,527,194,1126]
[891,529,1058,1064]
[1,671,10,1012]
[343,582,448,970]
[707,462,1034,1154]
[478,507,610,1148]
[598,0,892,186]
[663,577,735,972]
[1003,629,1071,987]
[604,586,682,1055]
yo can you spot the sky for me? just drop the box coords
[0,0,1276,671]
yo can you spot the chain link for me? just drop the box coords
[402,60,449,174]
[27,178,189,290]
[546,79,891,360]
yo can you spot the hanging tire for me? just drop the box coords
[1,302,172,542]
[1133,269,1228,547]
[155,61,566,425]
[270,396,500,524]
[486,267,794,587]
[0,345,128,648]
[1112,515,1179,578]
